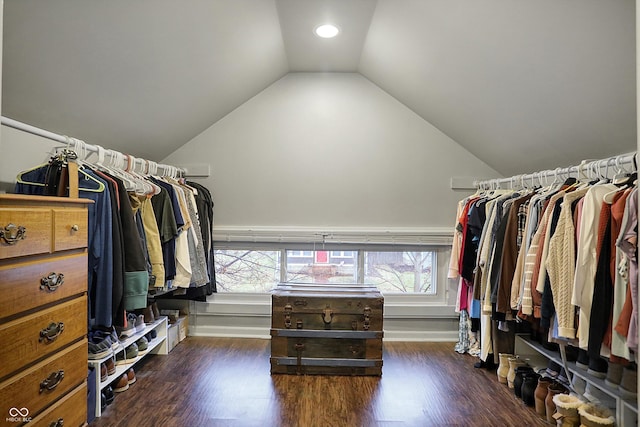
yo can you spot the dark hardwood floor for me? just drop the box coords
[90,338,548,427]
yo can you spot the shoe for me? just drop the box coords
[151,302,161,319]
[587,356,608,379]
[115,343,139,365]
[576,349,589,370]
[136,336,149,355]
[546,359,562,378]
[618,365,637,400]
[583,383,616,407]
[100,363,108,382]
[134,314,146,333]
[104,356,116,376]
[137,306,155,324]
[534,376,553,416]
[89,330,113,349]
[113,373,129,393]
[127,368,136,385]
[578,403,615,427]
[552,394,584,426]
[545,381,568,424]
[146,329,157,341]
[104,386,114,405]
[101,392,107,411]
[507,356,528,389]
[116,313,138,338]
[604,360,624,387]
[497,353,512,384]
[571,373,587,395]
[88,340,113,360]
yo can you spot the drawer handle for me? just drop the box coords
[49,418,64,427]
[40,370,65,393]
[71,224,79,232]
[40,273,65,292]
[39,322,65,343]
[0,223,26,245]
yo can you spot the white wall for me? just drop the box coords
[164,72,502,231]
[0,125,57,192]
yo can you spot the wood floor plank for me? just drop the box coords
[90,338,549,427]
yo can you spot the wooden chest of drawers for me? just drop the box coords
[0,194,90,426]
[270,283,384,376]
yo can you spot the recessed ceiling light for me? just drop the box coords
[315,24,339,38]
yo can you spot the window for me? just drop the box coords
[214,244,442,296]
[286,250,357,284]
[364,251,435,294]
[214,249,280,292]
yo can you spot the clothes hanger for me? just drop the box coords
[15,138,105,192]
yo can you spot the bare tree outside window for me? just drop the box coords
[214,250,280,292]
[364,251,434,294]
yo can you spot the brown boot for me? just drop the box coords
[545,381,568,424]
[534,376,553,416]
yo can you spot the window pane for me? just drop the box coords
[286,250,357,284]
[364,251,435,294]
[214,249,280,292]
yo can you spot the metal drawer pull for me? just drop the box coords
[40,370,65,393]
[0,223,26,245]
[40,273,65,292]
[39,322,65,343]
[49,418,64,427]
[71,224,79,232]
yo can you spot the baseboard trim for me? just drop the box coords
[189,325,457,342]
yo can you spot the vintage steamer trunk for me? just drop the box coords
[270,283,383,376]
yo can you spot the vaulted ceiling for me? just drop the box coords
[2,0,636,176]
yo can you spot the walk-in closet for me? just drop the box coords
[0,1,637,426]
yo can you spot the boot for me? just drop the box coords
[577,404,615,427]
[618,364,637,400]
[571,374,586,395]
[513,366,534,398]
[497,353,512,384]
[534,376,553,417]
[507,356,527,389]
[521,372,540,407]
[545,381,569,424]
[553,394,584,427]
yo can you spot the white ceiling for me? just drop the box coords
[2,0,636,176]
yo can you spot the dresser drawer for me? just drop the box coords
[24,382,87,427]
[0,208,52,259]
[0,296,87,380]
[0,253,87,320]
[0,339,87,423]
[53,209,88,252]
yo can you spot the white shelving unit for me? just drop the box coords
[516,334,638,427]
[88,315,168,418]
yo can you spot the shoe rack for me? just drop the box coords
[515,334,638,427]
[88,315,168,418]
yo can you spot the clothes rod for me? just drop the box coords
[1,116,185,178]
[475,152,637,189]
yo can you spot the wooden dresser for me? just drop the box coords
[0,194,90,427]
[270,283,384,376]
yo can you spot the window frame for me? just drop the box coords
[213,241,450,303]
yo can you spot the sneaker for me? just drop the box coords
[101,392,107,411]
[115,343,138,365]
[89,330,113,349]
[619,365,637,400]
[127,368,136,385]
[134,314,146,333]
[136,336,149,355]
[146,329,157,341]
[88,340,112,360]
[113,374,129,393]
[115,313,138,338]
